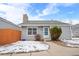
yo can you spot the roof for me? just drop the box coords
[28,20,69,24]
[72,24,79,31]
[72,24,79,27]
[19,20,70,27]
[0,17,19,27]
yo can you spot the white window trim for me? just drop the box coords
[27,27,38,36]
[43,27,49,38]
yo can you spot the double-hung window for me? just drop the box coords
[28,28,37,35]
[28,28,32,35]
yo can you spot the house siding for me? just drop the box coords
[59,26,71,40]
[38,26,43,38]
[21,25,71,41]
[0,19,19,30]
[21,26,51,41]
[20,19,71,41]
[21,27,27,40]
[72,25,79,37]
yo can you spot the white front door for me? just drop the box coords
[43,27,49,38]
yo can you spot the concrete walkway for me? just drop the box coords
[1,41,79,56]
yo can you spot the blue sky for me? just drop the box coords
[0,3,79,24]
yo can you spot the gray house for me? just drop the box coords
[0,17,20,30]
[19,14,72,41]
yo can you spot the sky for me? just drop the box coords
[0,3,79,24]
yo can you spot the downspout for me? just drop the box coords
[70,21,73,40]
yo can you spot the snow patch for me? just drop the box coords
[62,39,79,47]
[0,41,49,54]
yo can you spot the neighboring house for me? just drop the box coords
[0,17,20,30]
[19,14,72,41]
[0,17,21,45]
[72,24,79,38]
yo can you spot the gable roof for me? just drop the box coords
[28,20,69,24]
[19,20,70,27]
[0,17,19,27]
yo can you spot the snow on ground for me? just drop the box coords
[61,39,79,47]
[62,39,79,44]
[0,41,49,54]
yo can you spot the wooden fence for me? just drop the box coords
[0,29,21,45]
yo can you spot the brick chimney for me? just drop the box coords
[23,14,28,23]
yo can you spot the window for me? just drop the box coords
[33,28,37,35]
[28,28,37,35]
[44,28,48,35]
[28,28,32,35]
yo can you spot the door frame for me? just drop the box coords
[43,27,49,38]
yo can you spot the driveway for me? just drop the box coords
[1,41,79,56]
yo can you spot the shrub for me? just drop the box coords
[35,34,42,41]
[50,26,62,41]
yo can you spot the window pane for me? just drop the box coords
[44,28,48,35]
[33,28,37,35]
[45,32,48,35]
[28,28,32,35]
